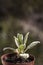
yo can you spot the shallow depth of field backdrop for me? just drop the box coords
[0,0,43,65]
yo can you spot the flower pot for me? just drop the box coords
[1,53,35,65]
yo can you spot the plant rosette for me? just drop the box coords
[1,32,40,65]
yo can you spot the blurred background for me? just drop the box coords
[0,0,43,65]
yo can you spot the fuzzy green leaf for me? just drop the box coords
[18,44,25,53]
[24,41,40,52]
[14,36,19,48]
[17,33,23,44]
[3,47,15,51]
[24,32,29,48]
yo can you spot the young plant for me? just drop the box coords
[3,32,40,59]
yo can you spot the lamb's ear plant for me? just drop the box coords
[3,32,40,59]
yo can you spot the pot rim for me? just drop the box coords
[1,53,35,64]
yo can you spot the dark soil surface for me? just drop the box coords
[3,53,34,63]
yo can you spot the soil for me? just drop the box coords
[3,53,34,63]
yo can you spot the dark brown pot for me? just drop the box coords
[1,53,35,65]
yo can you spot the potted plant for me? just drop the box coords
[1,32,40,65]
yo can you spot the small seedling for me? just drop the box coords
[3,32,40,59]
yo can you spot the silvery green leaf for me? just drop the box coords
[24,32,30,48]
[17,33,23,44]
[24,41,40,52]
[3,47,15,51]
[14,36,19,47]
